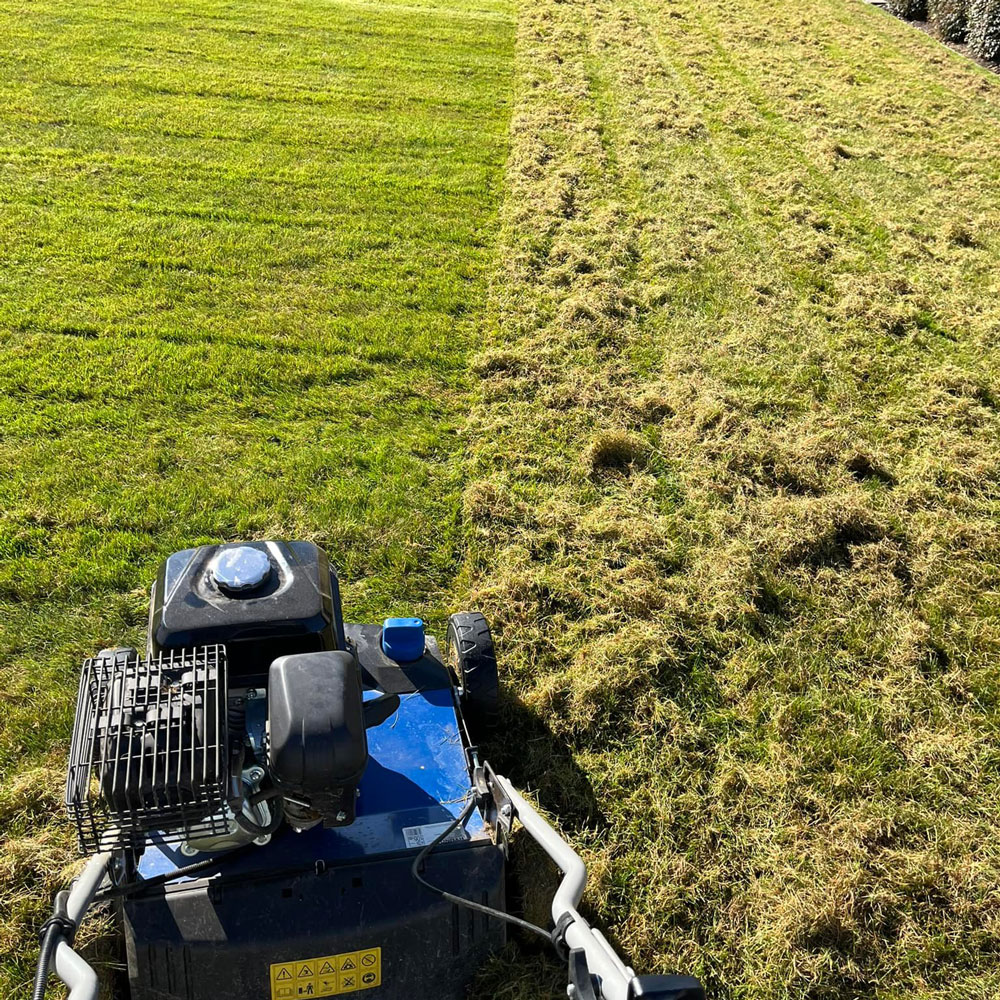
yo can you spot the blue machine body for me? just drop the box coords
[123,625,505,1000]
[138,680,486,880]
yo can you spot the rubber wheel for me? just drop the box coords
[446,612,499,736]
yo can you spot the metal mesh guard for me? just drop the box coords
[66,646,229,854]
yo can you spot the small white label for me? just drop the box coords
[403,822,469,849]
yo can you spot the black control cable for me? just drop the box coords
[94,843,257,901]
[96,787,283,902]
[410,793,553,944]
[234,787,284,839]
[32,891,75,1000]
[33,844,259,1000]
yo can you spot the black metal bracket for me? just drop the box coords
[626,974,707,1000]
[472,761,514,851]
[551,910,576,961]
[485,762,514,838]
[568,948,599,1000]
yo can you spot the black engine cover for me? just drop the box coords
[268,651,368,827]
[148,541,346,681]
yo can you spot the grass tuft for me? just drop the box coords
[585,430,650,476]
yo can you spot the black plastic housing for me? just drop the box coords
[267,651,368,826]
[122,838,505,1000]
[148,541,346,681]
[628,975,707,1000]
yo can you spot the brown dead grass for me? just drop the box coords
[463,0,1000,996]
[0,764,117,999]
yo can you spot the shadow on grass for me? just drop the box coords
[485,692,609,832]
[469,692,602,998]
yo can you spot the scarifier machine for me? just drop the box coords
[33,541,704,1000]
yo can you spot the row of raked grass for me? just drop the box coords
[463,0,1000,996]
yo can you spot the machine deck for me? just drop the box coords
[124,627,503,1000]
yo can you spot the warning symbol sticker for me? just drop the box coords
[270,947,381,999]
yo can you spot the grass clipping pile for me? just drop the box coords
[464,0,1000,996]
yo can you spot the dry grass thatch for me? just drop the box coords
[463,0,1000,995]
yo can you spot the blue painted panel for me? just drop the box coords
[138,675,482,881]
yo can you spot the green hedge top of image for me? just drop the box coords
[969,0,1000,56]
[929,0,969,40]
[888,0,927,19]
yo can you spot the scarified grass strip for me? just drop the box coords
[465,0,1000,997]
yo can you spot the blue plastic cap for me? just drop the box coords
[381,617,425,662]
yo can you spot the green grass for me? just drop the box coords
[0,0,512,992]
[5,0,1000,998]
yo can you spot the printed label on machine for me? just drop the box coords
[270,947,381,998]
[402,821,469,849]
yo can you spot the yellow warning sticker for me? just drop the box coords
[270,948,382,999]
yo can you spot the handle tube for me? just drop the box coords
[492,775,634,1000]
[50,852,111,1000]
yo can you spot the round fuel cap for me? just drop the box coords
[210,546,272,594]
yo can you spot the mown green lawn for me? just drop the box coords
[4,0,1000,997]
[0,0,512,992]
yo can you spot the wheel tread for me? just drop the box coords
[447,612,498,735]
